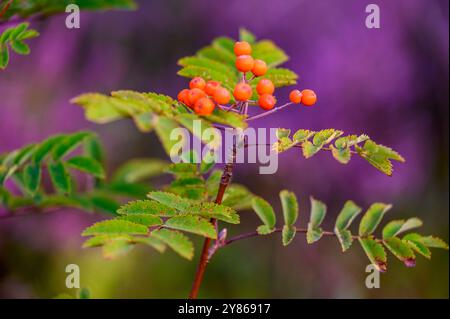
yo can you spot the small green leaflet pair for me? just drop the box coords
[274,128,405,176]
[251,193,448,272]
[0,23,39,69]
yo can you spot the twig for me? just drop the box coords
[0,0,12,20]
[224,227,358,246]
[246,102,293,121]
[189,136,238,299]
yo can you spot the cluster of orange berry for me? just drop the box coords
[177,77,230,115]
[177,40,316,116]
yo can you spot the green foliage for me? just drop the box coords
[245,193,447,272]
[72,90,247,158]
[1,131,100,201]
[0,131,171,218]
[0,0,136,21]
[82,185,239,259]
[0,23,39,69]
[274,128,405,176]
[177,31,297,95]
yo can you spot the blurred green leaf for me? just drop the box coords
[151,228,194,260]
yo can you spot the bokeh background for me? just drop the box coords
[0,0,448,298]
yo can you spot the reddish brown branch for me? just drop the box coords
[188,136,238,299]
[0,0,13,20]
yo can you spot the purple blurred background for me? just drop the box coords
[0,0,448,298]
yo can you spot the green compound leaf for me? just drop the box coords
[252,40,289,67]
[165,163,198,178]
[112,158,168,183]
[165,215,217,239]
[102,238,134,259]
[167,177,207,201]
[82,219,148,237]
[147,191,194,211]
[151,228,194,260]
[382,218,423,239]
[118,214,163,227]
[48,161,72,194]
[221,184,254,210]
[358,237,387,272]
[117,200,177,217]
[154,116,187,158]
[32,134,66,164]
[306,197,327,244]
[280,190,299,227]
[184,202,240,224]
[251,196,276,234]
[0,23,39,69]
[334,200,362,251]
[282,225,296,246]
[52,131,93,160]
[356,140,405,176]
[66,156,105,178]
[359,203,392,237]
[383,237,416,267]
[133,236,167,253]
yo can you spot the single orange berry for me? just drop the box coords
[188,88,207,106]
[194,97,215,115]
[189,77,206,90]
[233,82,253,101]
[234,41,252,56]
[177,89,190,105]
[251,59,267,77]
[301,89,317,106]
[256,78,275,95]
[235,55,254,73]
[258,94,277,110]
[289,89,303,104]
[213,87,231,105]
[204,81,221,96]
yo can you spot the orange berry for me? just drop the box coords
[204,81,221,96]
[301,89,317,106]
[234,41,252,56]
[233,82,253,101]
[194,97,215,115]
[256,78,275,95]
[188,88,207,106]
[213,87,231,105]
[235,55,254,73]
[251,59,267,77]
[189,77,206,90]
[258,94,276,110]
[177,89,190,105]
[289,89,303,104]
